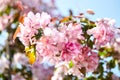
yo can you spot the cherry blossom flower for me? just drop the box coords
[85,51,99,71]
[52,62,68,80]
[74,46,99,72]
[87,18,116,48]
[113,28,120,49]
[40,12,51,27]
[18,11,51,46]
[61,42,81,61]
[17,11,99,79]
[58,23,84,42]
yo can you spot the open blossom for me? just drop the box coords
[52,46,99,79]
[113,29,120,51]
[52,62,83,80]
[87,18,116,47]
[85,51,99,71]
[40,12,51,27]
[73,46,99,72]
[61,42,81,61]
[59,23,84,42]
[52,62,69,80]
[18,11,51,46]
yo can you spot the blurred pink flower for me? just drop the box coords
[112,74,120,80]
[16,0,58,16]
[0,55,9,73]
[32,63,54,80]
[0,0,11,11]
[12,53,29,67]
[12,73,25,80]
[0,14,11,31]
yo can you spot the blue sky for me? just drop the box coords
[56,0,120,26]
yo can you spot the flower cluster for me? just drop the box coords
[16,11,100,78]
[87,18,117,47]
[15,11,119,79]
[17,11,51,46]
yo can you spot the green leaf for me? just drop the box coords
[98,50,107,57]
[107,59,116,69]
[69,60,74,68]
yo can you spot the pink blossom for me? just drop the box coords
[36,36,59,63]
[87,18,116,47]
[59,23,84,42]
[86,51,99,71]
[52,62,69,80]
[112,29,120,52]
[18,11,51,46]
[40,12,51,27]
[36,23,84,64]
[18,23,37,46]
[52,62,83,79]
[74,46,99,72]
[36,27,65,64]
[61,42,81,61]
[67,65,84,78]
